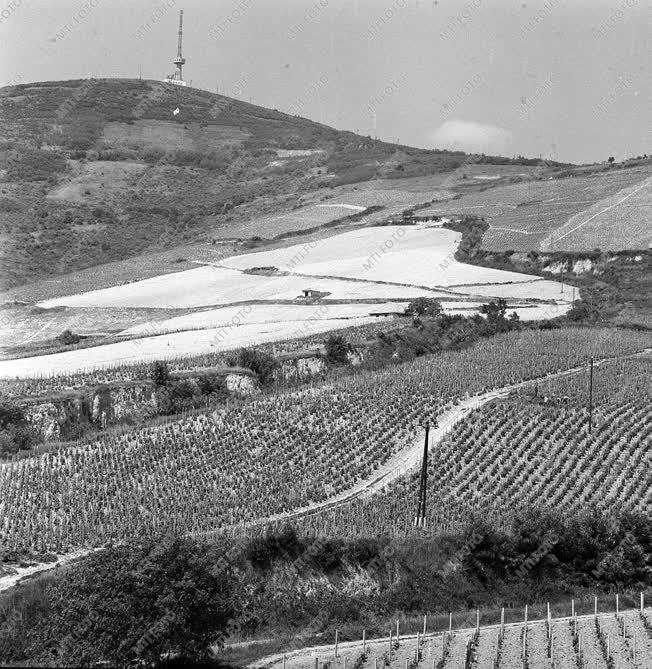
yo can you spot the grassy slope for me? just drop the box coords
[0,78,568,291]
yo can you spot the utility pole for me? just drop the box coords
[537,201,540,229]
[588,357,594,434]
[414,424,430,527]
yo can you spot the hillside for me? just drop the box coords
[0,78,568,291]
[1,510,650,667]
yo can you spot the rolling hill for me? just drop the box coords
[0,78,567,291]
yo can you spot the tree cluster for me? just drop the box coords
[149,361,228,415]
[0,398,39,457]
[231,348,280,385]
[366,301,521,367]
[324,334,350,365]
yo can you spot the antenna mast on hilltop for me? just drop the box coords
[163,10,187,87]
[175,10,186,81]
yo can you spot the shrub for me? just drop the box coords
[0,197,24,212]
[196,374,228,400]
[0,398,39,456]
[325,334,349,365]
[5,149,66,182]
[244,526,303,569]
[405,297,442,318]
[56,330,81,345]
[142,148,166,164]
[566,299,596,322]
[0,538,244,666]
[156,379,200,415]
[479,299,508,322]
[236,348,279,385]
[151,360,170,386]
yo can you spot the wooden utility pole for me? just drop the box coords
[414,424,430,527]
[588,357,594,434]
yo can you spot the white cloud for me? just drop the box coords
[432,120,512,154]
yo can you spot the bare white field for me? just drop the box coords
[510,303,571,320]
[0,317,384,379]
[222,226,566,293]
[120,303,406,337]
[453,280,572,301]
[316,203,365,211]
[37,267,441,310]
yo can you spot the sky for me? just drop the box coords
[0,0,649,164]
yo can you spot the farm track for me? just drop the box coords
[251,608,652,668]
[196,348,650,538]
[0,548,99,594]
[3,349,649,592]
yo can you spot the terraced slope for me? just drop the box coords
[417,166,651,251]
[291,353,652,536]
[1,328,649,554]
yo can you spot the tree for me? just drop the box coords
[405,297,442,318]
[608,156,615,166]
[196,374,228,400]
[151,360,170,387]
[236,348,279,385]
[324,334,349,365]
[0,397,39,456]
[57,329,81,345]
[0,399,26,429]
[567,299,595,322]
[479,299,508,322]
[5,538,245,666]
[157,379,200,415]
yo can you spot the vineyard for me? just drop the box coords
[288,355,652,537]
[416,167,650,252]
[0,328,649,553]
[259,606,652,669]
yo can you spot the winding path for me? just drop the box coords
[0,548,99,594]
[3,349,648,592]
[195,349,649,538]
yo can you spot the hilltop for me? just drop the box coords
[0,78,568,291]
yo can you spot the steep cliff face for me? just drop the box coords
[20,370,260,442]
[224,372,260,394]
[24,397,87,441]
[18,350,361,443]
[275,355,327,383]
[90,383,158,429]
[22,383,157,441]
